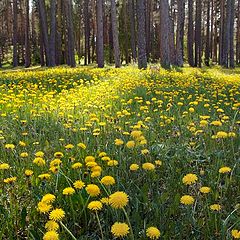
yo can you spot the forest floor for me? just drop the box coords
[0,66,239,239]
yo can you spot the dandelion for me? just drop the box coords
[88,201,103,211]
[146,227,161,239]
[100,176,116,186]
[3,177,17,184]
[109,191,129,209]
[42,194,56,204]
[37,202,52,214]
[38,173,51,180]
[180,195,195,205]
[142,163,155,171]
[63,187,75,195]
[130,164,139,171]
[0,163,10,170]
[54,152,64,158]
[115,138,124,145]
[72,162,82,169]
[126,141,135,148]
[210,204,221,211]
[86,184,101,197]
[25,169,33,177]
[200,187,211,194]
[219,166,231,173]
[182,173,198,185]
[216,131,228,138]
[35,151,44,157]
[43,231,59,240]
[45,221,59,231]
[77,142,87,149]
[65,144,74,149]
[111,222,129,238]
[49,208,65,221]
[85,156,95,163]
[232,230,240,239]
[73,180,85,190]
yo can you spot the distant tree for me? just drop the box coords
[111,0,121,67]
[49,0,56,66]
[96,0,104,68]
[136,0,147,69]
[187,0,194,66]
[205,0,210,66]
[195,0,202,67]
[25,0,31,67]
[160,0,171,68]
[13,0,18,67]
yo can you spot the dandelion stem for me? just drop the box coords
[60,221,77,240]
[95,211,104,240]
[123,207,134,240]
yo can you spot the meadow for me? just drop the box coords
[0,66,239,240]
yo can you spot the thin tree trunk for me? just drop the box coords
[84,0,90,65]
[111,0,121,67]
[128,0,137,62]
[136,0,147,69]
[49,0,56,66]
[237,0,240,64]
[13,0,18,67]
[38,0,50,66]
[96,0,104,68]
[229,0,235,68]
[160,0,171,68]
[195,0,202,67]
[205,0,210,66]
[176,0,185,67]
[219,0,225,64]
[187,0,194,66]
[65,0,76,67]
[25,0,30,67]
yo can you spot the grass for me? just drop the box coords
[0,66,239,240]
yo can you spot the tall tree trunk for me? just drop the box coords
[84,0,90,65]
[25,0,30,67]
[176,0,185,67]
[96,0,104,68]
[123,0,129,64]
[49,0,56,66]
[65,0,76,67]
[111,0,121,67]
[128,0,137,62]
[237,0,240,64]
[195,0,202,67]
[136,0,147,69]
[187,0,194,66]
[13,0,18,67]
[229,0,235,68]
[38,0,50,66]
[160,0,171,68]
[219,0,225,64]
[205,0,210,66]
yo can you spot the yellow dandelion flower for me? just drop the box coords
[111,222,129,238]
[146,226,161,239]
[182,173,198,185]
[219,166,231,173]
[3,177,17,184]
[45,221,59,231]
[65,144,74,149]
[35,151,44,157]
[0,163,10,170]
[107,160,118,166]
[210,204,221,211]
[42,194,56,204]
[86,184,101,197]
[85,156,95,163]
[49,208,65,221]
[77,142,87,149]
[180,195,195,205]
[54,152,64,158]
[100,197,109,205]
[100,176,116,186]
[200,187,211,194]
[43,231,59,240]
[37,201,52,214]
[130,164,139,171]
[62,187,75,195]
[25,169,33,177]
[73,180,85,190]
[72,162,82,169]
[142,163,155,171]
[232,230,240,239]
[38,173,51,180]
[87,201,103,211]
[126,140,135,148]
[109,191,129,209]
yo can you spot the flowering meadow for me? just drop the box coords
[0,67,239,240]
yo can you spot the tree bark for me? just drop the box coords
[49,0,56,66]
[65,0,76,67]
[160,0,171,68]
[38,0,50,66]
[205,0,210,66]
[111,0,121,67]
[176,0,185,67]
[13,0,18,67]
[237,0,240,64]
[84,0,90,65]
[128,0,137,62]
[25,0,31,67]
[187,0,194,66]
[96,0,104,68]
[195,0,202,67]
[136,0,147,69]
[229,0,235,68]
